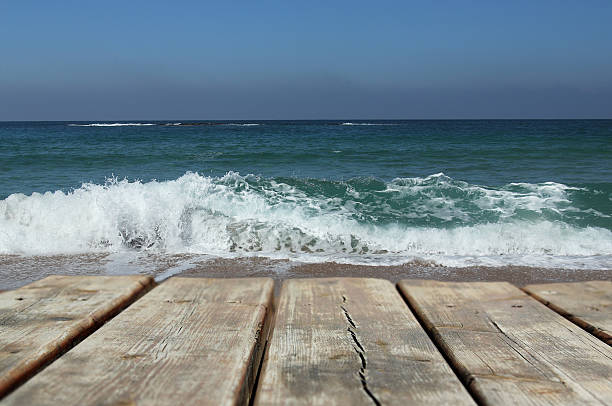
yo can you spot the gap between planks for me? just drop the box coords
[522,281,612,346]
[0,275,154,398]
[254,277,475,405]
[4,277,275,406]
[398,279,612,406]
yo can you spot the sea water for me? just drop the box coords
[0,120,611,269]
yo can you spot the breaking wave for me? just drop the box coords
[69,123,157,127]
[1,172,611,269]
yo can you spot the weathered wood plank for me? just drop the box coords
[523,280,612,345]
[4,277,274,406]
[255,278,474,405]
[398,280,612,406]
[0,274,153,397]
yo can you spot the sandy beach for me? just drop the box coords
[1,253,609,292]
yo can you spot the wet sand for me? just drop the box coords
[1,254,610,291]
[176,257,612,297]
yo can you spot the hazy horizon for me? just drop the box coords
[2,1,612,120]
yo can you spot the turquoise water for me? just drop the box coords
[1,120,611,268]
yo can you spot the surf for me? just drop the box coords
[1,172,610,269]
[68,123,157,127]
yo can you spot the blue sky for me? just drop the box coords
[1,1,611,119]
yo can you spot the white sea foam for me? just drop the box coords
[384,174,587,221]
[341,122,393,126]
[1,172,610,269]
[225,123,260,126]
[69,123,157,127]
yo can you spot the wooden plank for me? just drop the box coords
[523,280,612,345]
[0,274,153,398]
[255,278,475,405]
[398,280,612,406]
[4,277,274,406]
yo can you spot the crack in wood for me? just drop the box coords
[340,296,381,406]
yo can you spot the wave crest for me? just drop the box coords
[69,123,156,127]
[1,172,610,268]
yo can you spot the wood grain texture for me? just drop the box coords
[523,280,612,345]
[255,277,474,405]
[0,274,153,398]
[398,280,612,406]
[4,277,274,406]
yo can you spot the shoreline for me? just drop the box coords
[1,254,610,291]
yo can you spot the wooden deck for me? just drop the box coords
[1,276,611,405]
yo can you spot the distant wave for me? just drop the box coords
[341,122,394,126]
[69,123,157,127]
[225,123,260,126]
[1,172,610,269]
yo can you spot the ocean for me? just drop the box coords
[1,120,611,287]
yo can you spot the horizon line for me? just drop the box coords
[2,117,612,123]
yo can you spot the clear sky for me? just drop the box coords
[1,1,611,120]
